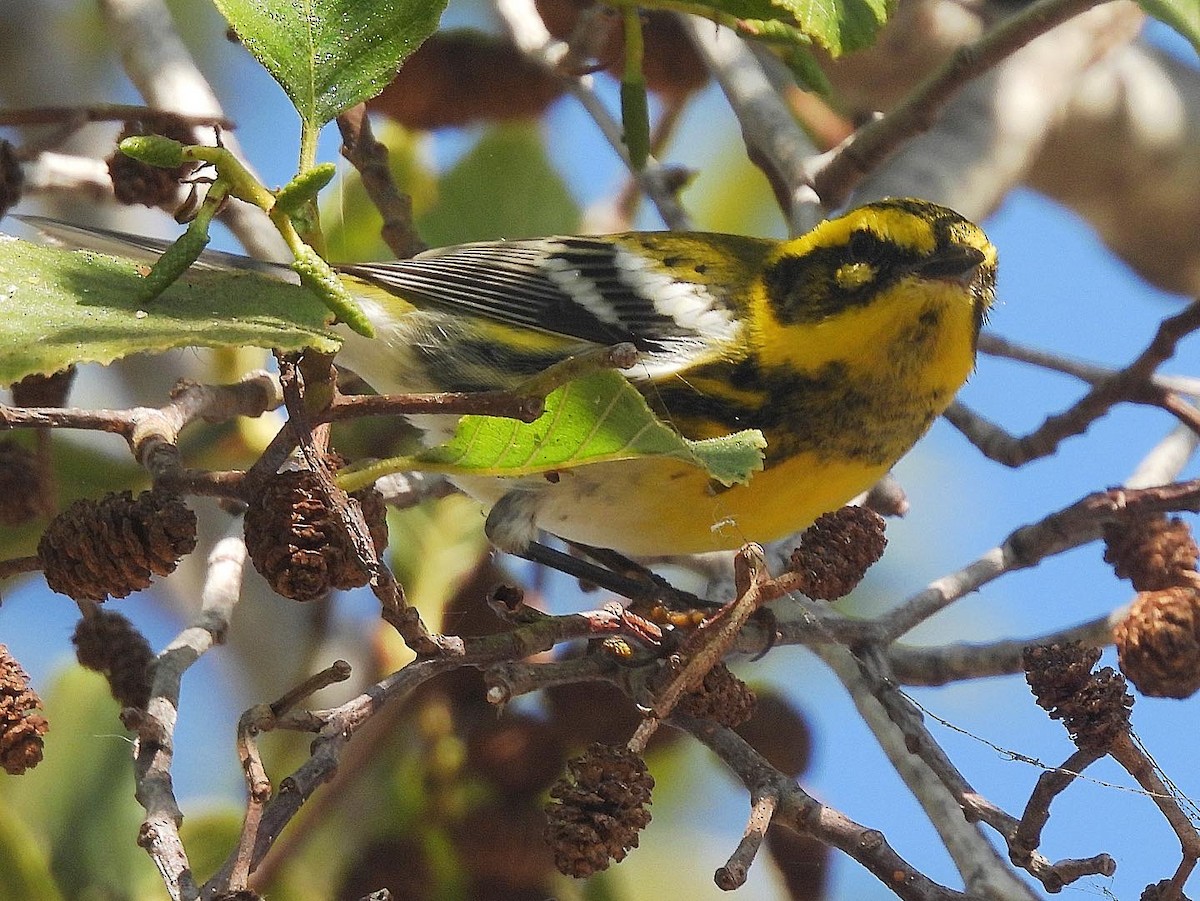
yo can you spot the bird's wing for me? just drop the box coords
[340,233,768,356]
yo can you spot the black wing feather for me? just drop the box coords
[339,237,696,351]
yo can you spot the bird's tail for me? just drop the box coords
[14,214,294,280]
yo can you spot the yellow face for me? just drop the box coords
[750,198,996,377]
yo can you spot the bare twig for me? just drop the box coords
[979,331,1200,398]
[227,660,353,892]
[199,657,460,899]
[197,598,708,897]
[0,104,231,131]
[949,301,1200,467]
[321,387,545,424]
[714,792,778,890]
[887,613,1120,686]
[484,651,619,705]
[878,478,1200,642]
[677,712,975,901]
[815,641,1106,897]
[1012,746,1108,865]
[0,555,42,581]
[125,533,248,901]
[0,370,281,483]
[1109,731,1200,891]
[335,104,424,259]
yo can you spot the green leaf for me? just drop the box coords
[1141,0,1200,55]
[212,0,448,130]
[415,371,692,476]
[416,123,580,246]
[340,371,764,489]
[687,430,769,488]
[0,235,341,387]
[666,0,891,55]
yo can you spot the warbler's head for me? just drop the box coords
[761,198,997,341]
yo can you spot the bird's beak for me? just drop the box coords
[913,244,987,285]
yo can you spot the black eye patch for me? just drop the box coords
[844,230,892,267]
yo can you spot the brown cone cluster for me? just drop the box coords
[789,505,887,600]
[544,743,653,877]
[1023,642,1133,752]
[1105,514,1200,698]
[243,468,388,602]
[72,609,154,710]
[1104,514,1199,591]
[38,489,197,602]
[0,644,49,775]
[371,31,562,129]
[107,116,196,208]
[670,661,757,728]
[1113,586,1200,699]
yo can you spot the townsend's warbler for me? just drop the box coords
[24,198,996,556]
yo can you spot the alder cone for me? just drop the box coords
[1114,586,1200,698]
[789,506,887,600]
[544,743,653,877]
[1103,513,1200,592]
[38,489,197,602]
[243,469,387,602]
[0,645,48,775]
[1023,642,1133,750]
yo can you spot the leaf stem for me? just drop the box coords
[298,121,319,175]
